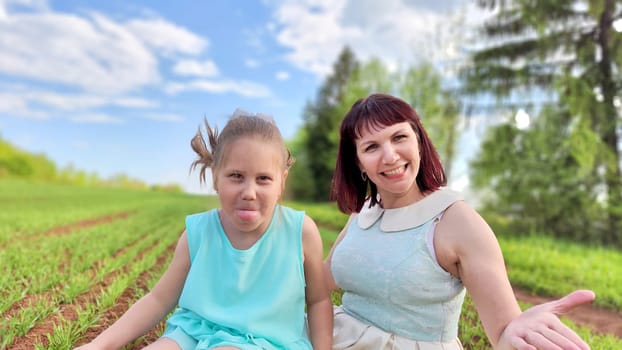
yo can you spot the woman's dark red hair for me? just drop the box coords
[330,93,447,214]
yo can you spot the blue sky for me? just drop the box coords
[0,0,486,194]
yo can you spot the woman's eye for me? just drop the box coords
[394,134,407,141]
[364,144,377,152]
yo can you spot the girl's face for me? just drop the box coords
[355,121,422,208]
[214,137,287,238]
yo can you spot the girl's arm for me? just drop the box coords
[436,202,592,350]
[302,215,333,350]
[74,231,191,350]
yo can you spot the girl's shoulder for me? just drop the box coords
[185,208,217,228]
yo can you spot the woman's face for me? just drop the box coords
[355,121,422,208]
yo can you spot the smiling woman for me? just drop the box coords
[324,93,595,350]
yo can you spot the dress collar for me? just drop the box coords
[356,188,463,231]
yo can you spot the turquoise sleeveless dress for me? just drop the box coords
[163,205,312,350]
[331,189,466,342]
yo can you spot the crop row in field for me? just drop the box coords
[0,180,214,349]
[2,180,620,349]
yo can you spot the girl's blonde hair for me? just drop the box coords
[190,111,295,187]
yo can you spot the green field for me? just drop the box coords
[1,179,620,349]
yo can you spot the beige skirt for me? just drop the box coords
[333,306,464,350]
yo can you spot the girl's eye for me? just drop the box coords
[229,173,242,180]
[257,175,272,182]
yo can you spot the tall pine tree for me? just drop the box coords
[463,0,622,243]
[302,47,359,201]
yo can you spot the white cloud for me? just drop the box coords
[275,70,290,80]
[0,11,160,94]
[142,113,185,122]
[0,92,27,111]
[0,92,48,119]
[165,79,271,98]
[0,1,281,123]
[113,97,157,108]
[245,58,260,68]
[126,17,207,56]
[272,0,350,76]
[269,0,483,76]
[70,113,124,123]
[173,59,219,77]
[1,89,156,112]
[0,2,211,97]
[28,91,104,110]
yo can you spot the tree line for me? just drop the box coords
[0,135,182,192]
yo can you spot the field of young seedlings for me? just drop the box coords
[0,180,213,349]
[1,179,621,349]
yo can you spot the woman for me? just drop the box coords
[324,93,594,350]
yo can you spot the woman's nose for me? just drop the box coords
[382,145,399,163]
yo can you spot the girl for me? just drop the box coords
[75,112,333,350]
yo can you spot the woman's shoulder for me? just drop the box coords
[438,199,491,242]
[442,199,481,223]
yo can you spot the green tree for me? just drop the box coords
[463,0,622,243]
[471,104,606,242]
[302,46,359,201]
[0,135,164,191]
[285,127,315,200]
[0,136,57,179]
[400,63,461,179]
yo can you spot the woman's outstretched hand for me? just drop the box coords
[498,290,595,350]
